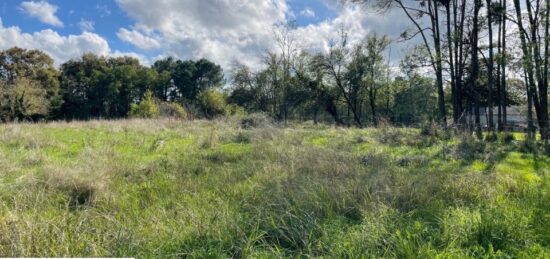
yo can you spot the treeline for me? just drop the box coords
[340,0,549,141]
[0,47,233,121]
[2,0,548,142]
[0,37,524,132]
[0,43,449,127]
[229,33,442,127]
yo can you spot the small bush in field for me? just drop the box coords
[198,89,227,118]
[240,113,272,129]
[455,135,486,161]
[158,101,187,119]
[130,91,159,118]
[225,104,246,116]
[420,122,453,140]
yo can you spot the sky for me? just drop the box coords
[0,0,414,71]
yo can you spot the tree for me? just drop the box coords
[322,30,365,126]
[0,78,49,121]
[349,0,448,126]
[198,89,227,118]
[172,59,224,102]
[130,90,159,119]
[0,47,61,119]
[512,0,550,140]
[59,54,149,119]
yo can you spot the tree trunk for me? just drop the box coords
[502,0,508,127]
[514,0,539,139]
[497,0,503,131]
[486,0,495,131]
[430,0,447,127]
[446,2,458,124]
[472,0,482,138]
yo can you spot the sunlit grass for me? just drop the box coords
[0,118,549,257]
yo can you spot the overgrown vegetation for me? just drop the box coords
[0,118,548,257]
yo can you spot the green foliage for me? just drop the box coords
[225,104,246,116]
[130,91,159,119]
[158,101,187,119]
[0,78,50,121]
[59,54,153,119]
[56,55,224,120]
[0,47,60,120]
[392,76,438,125]
[197,89,227,118]
[154,57,224,102]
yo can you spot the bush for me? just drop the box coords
[130,91,159,118]
[0,78,49,121]
[198,89,227,118]
[485,133,498,142]
[240,113,272,129]
[500,132,516,143]
[225,104,246,116]
[420,122,452,140]
[158,101,187,119]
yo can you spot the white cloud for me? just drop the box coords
[115,0,289,69]
[79,19,95,32]
[96,4,112,17]
[300,7,315,18]
[0,19,147,66]
[19,1,63,27]
[117,28,160,50]
[293,5,418,66]
[113,0,415,70]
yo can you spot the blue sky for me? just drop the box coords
[0,0,409,69]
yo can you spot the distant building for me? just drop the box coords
[467,106,530,130]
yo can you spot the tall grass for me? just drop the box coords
[0,118,548,257]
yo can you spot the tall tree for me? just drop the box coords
[351,0,448,126]
[0,47,61,120]
[486,0,496,131]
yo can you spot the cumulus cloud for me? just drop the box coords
[300,7,315,18]
[0,18,147,66]
[114,0,414,70]
[115,0,289,69]
[19,1,63,27]
[79,19,95,32]
[7,0,415,70]
[294,5,413,57]
[117,28,160,50]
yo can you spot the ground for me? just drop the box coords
[0,117,549,258]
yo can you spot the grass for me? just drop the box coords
[0,117,549,257]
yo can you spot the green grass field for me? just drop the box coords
[0,117,549,258]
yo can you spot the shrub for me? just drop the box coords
[225,104,246,116]
[485,133,498,142]
[130,91,159,118]
[0,78,49,121]
[240,113,272,129]
[198,89,227,118]
[158,101,187,119]
[455,135,486,161]
[500,132,516,143]
[420,121,452,140]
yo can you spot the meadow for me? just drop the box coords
[0,116,549,258]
